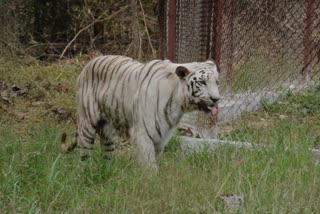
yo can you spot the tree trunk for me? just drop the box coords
[131,0,141,59]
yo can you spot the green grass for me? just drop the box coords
[1,58,320,213]
[220,88,320,146]
[219,56,301,93]
[1,122,320,213]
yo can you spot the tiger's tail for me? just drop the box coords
[60,132,77,153]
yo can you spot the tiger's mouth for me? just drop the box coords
[197,102,219,116]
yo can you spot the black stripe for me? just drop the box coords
[153,76,164,134]
[127,68,135,84]
[82,133,94,144]
[84,99,92,128]
[156,84,160,114]
[81,156,89,161]
[143,119,156,144]
[120,64,141,99]
[93,81,98,100]
[193,90,201,97]
[79,146,94,150]
[86,97,96,128]
[114,58,132,82]
[97,95,104,112]
[164,86,177,127]
[79,60,98,124]
[97,56,110,80]
[114,63,141,123]
[104,147,115,152]
[104,142,113,146]
[102,57,120,83]
[136,63,149,80]
[83,126,95,138]
[139,61,162,87]
[154,111,162,138]
[144,66,166,105]
[98,57,120,109]
[121,72,130,95]
[170,85,179,114]
[127,64,142,84]
[154,81,164,127]
[110,62,134,106]
[102,95,111,117]
[105,59,131,93]
[121,100,129,126]
[79,85,89,120]
[188,73,196,78]
[191,81,200,97]
[132,102,136,120]
[114,101,119,124]
[80,69,89,108]
[91,57,102,86]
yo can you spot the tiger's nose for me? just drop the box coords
[210,97,220,103]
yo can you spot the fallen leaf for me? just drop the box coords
[220,193,243,212]
[32,91,46,101]
[11,85,28,96]
[279,115,287,119]
[31,101,47,106]
[13,111,29,120]
[51,107,73,121]
[0,81,8,91]
[0,91,13,104]
[53,83,68,93]
[232,159,244,169]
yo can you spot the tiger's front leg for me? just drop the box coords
[77,121,97,161]
[130,127,158,173]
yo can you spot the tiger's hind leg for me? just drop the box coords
[100,134,115,161]
[98,122,115,160]
[77,120,97,161]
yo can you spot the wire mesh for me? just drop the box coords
[160,0,320,139]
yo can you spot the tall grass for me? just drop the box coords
[1,119,320,213]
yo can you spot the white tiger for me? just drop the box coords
[61,55,220,171]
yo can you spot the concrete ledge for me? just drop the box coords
[179,136,254,153]
[178,136,320,163]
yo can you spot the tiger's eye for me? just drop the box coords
[200,81,206,85]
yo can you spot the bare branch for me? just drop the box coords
[59,6,129,60]
[138,0,157,58]
[0,37,38,63]
[131,0,142,59]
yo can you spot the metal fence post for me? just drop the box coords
[158,0,166,60]
[304,0,315,81]
[226,1,235,92]
[212,0,224,67]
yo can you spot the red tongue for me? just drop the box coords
[208,106,218,116]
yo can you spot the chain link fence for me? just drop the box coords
[159,0,320,138]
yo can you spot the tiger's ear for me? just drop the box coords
[175,66,190,79]
[206,59,220,73]
[205,59,215,65]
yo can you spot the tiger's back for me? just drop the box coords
[77,56,141,130]
[76,55,174,132]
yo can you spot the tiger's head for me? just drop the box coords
[175,60,220,115]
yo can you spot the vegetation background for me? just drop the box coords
[0,0,158,61]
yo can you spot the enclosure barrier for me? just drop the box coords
[158,0,320,138]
